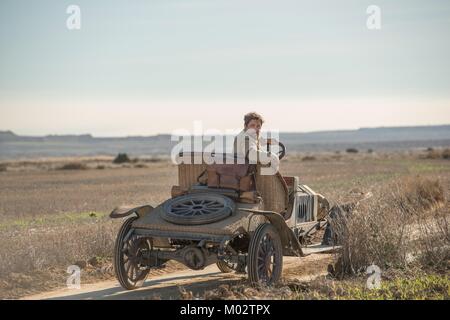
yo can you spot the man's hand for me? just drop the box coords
[266,138,279,145]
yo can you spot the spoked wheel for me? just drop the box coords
[216,259,237,273]
[162,193,235,225]
[114,217,151,290]
[248,223,283,286]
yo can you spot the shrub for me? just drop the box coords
[424,148,450,160]
[346,148,359,154]
[113,153,130,164]
[0,164,6,172]
[330,177,446,277]
[0,220,119,278]
[57,163,87,170]
[143,157,165,163]
[425,149,441,159]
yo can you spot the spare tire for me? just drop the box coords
[161,193,235,225]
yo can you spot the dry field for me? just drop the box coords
[0,150,449,299]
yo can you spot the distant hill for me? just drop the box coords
[281,125,450,144]
[0,125,449,160]
[0,130,19,141]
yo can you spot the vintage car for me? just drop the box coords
[110,142,339,290]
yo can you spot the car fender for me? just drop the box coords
[110,205,154,219]
[241,208,304,257]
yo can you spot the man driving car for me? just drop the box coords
[233,112,278,166]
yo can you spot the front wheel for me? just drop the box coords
[247,223,283,286]
[113,217,151,290]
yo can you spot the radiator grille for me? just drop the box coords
[297,194,314,222]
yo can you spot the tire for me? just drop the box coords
[322,206,346,246]
[248,223,283,286]
[322,223,335,246]
[113,217,150,290]
[216,260,235,273]
[161,193,235,225]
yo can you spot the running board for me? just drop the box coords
[302,243,341,256]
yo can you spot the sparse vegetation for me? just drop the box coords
[0,215,118,298]
[425,149,442,159]
[0,214,116,275]
[143,156,166,163]
[442,148,450,159]
[57,162,87,170]
[302,156,316,161]
[293,273,450,300]
[181,272,449,300]
[180,282,292,300]
[425,148,450,160]
[0,153,448,299]
[0,164,6,172]
[330,177,447,277]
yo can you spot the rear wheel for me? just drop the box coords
[247,223,283,286]
[113,217,151,290]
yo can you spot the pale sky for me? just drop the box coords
[1,0,449,136]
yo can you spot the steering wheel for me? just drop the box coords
[266,141,286,160]
[277,142,286,160]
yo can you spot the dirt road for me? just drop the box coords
[22,255,333,300]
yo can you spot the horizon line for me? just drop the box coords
[1,123,450,139]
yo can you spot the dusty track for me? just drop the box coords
[22,255,333,300]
